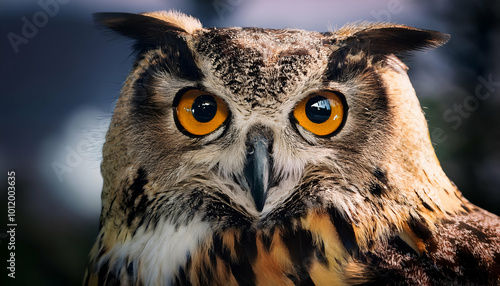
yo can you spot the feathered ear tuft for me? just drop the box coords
[93,11,203,52]
[334,22,450,54]
[94,11,203,79]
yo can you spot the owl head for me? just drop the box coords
[86,11,468,285]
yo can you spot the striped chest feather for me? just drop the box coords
[174,211,355,286]
[87,210,360,286]
[86,203,500,285]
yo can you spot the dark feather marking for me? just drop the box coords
[373,167,387,185]
[407,216,432,241]
[316,239,329,267]
[108,269,121,286]
[174,256,192,286]
[159,42,203,81]
[134,196,149,225]
[278,48,311,57]
[327,206,358,254]
[84,273,90,286]
[415,190,434,212]
[210,235,223,268]
[455,243,486,284]
[494,252,500,279]
[286,273,316,286]
[212,234,258,285]
[126,261,136,285]
[281,226,315,284]
[98,259,119,286]
[368,181,383,197]
[457,221,490,243]
[365,84,390,115]
[142,189,205,234]
[460,203,470,212]
[228,230,257,286]
[186,191,204,219]
[240,229,258,263]
[200,256,215,283]
[203,191,253,228]
[96,235,106,256]
[366,239,375,250]
[340,185,356,194]
[126,167,149,227]
[134,212,149,236]
[261,232,272,252]
[131,57,166,122]
[392,235,421,257]
[262,184,312,230]
[325,47,366,82]
[102,196,117,230]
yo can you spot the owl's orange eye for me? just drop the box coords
[292,90,346,137]
[174,89,229,136]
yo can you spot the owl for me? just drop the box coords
[84,11,500,286]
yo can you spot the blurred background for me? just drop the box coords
[0,0,499,284]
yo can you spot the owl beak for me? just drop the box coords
[244,134,272,212]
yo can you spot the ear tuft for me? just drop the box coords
[141,10,203,35]
[334,22,449,55]
[93,11,202,44]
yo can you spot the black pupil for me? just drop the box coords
[305,96,331,123]
[192,95,217,123]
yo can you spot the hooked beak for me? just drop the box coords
[243,133,272,212]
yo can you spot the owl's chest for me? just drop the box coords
[174,212,349,286]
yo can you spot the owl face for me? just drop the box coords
[107,13,440,217]
[87,11,469,285]
[130,25,357,215]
